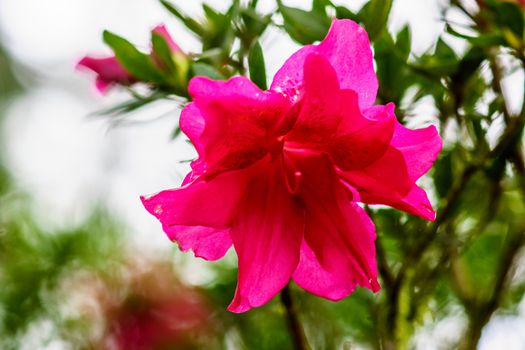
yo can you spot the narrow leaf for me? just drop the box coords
[248,41,267,90]
[191,62,225,80]
[159,0,204,35]
[278,2,330,44]
[151,33,176,72]
[364,0,393,41]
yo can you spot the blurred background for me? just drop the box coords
[0,0,524,349]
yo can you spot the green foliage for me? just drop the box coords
[0,206,123,347]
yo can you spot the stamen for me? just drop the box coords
[281,153,302,194]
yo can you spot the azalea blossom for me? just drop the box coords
[77,24,181,93]
[104,263,213,350]
[142,19,442,312]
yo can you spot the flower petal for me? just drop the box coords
[152,24,182,53]
[141,163,257,230]
[189,75,262,99]
[77,56,133,93]
[180,102,205,155]
[164,225,232,261]
[285,53,341,140]
[339,104,441,220]
[390,123,442,182]
[361,182,436,221]
[271,19,377,108]
[327,109,395,170]
[187,76,291,174]
[179,102,208,184]
[293,241,359,301]
[284,54,394,171]
[291,152,380,297]
[228,161,304,313]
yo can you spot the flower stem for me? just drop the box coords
[280,284,309,350]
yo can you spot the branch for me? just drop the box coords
[281,284,309,350]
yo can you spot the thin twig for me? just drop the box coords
[488,49,512,124]
[281,284,309,350]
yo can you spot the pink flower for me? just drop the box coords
[108,291,211,350]
[151,24,183,54]
[77,56,134,94]
[77,24,180,93]
[100,260,214,350]
[142,19,442,312]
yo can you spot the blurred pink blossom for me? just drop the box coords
[103,260,214,350]
[77,24,181,93]
[77,56,134,94]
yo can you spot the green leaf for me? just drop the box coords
[278,2,331,44]
[374,30,412,103]
[240,8,271,41]
[445,24,505,47]
[191,62,225,80]
[202,3,226,27]
[334,6,359,21]
[151,32,190,95]
[459,230,506,301]
[312,0,331,13]
[248,41,267,90]
[151,33,176,73]
[103,31,165,84]
[434,150,453,198]
[199,2,237,52]
[435,38,456,60]
[159,0,204,35]
[412,39,459,78]
[95,90,169,116]
[396,25,411,61]
[364,0,393,41]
